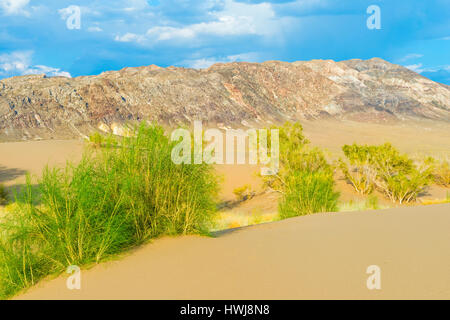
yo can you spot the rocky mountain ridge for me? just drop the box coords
[0,58,449,141]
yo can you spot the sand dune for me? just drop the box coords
[18,203,450,300]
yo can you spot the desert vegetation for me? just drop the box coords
[233,185,255,202]
[340,143,434,204]
[0,120,448,299]
[0,123,218,299]
[0,184,8,206]
[264,122,339,219]
[338,195,384,212]
[339,144,376,195]
[211,211,279,231]
[88,132,104,148]
[432,159,450,187]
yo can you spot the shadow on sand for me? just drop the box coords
[0,165,27,184]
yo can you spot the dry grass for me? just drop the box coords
[420,192,450,205]
[211,211,279,231]
[338,196,390,212]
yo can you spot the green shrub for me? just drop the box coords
[264,122,331,189]
[0,184,8,205]
[370,145,431,203]
[341,143,432,203]
[364,195,380,210]
[433,160,450,187]
[0,123,218,299]
[233,185,254,202]
[89,132,104,147]
[379,169,431,203]
[369,143,413,178]
[279,171,339,219]
[339,144,376,195]
[264,122,339,219]
[339,196,384,212]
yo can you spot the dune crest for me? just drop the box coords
[18,204,450,300]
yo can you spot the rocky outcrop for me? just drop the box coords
[0,58,449,141]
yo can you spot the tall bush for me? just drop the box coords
[279,170,339,219]
[339,144,376,195]
[0,123,218,299]
[264,122,339,218]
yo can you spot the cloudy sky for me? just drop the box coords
[0,0,449,84]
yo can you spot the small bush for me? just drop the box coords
[279,171,339,219]
[0,123,219,299]
[233,185,254,202]
[211,211,279,231]
[0,184,8,205]
[339,144,376,195]
[364,195,380,210]
[339,196,386,212]
[341,143,432,204]
[264,122,340,219]
[433,160,450,187]
[380,170,431,203]
[370,146,432,203]
[89,132,104,147]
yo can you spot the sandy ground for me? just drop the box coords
[17,203,450,300]
[0,139,84,187]
[301,119,450,158]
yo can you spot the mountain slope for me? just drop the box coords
[0,58,449,141]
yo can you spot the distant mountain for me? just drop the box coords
[0,58,449,141]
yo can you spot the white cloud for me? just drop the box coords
[114,0,284,45]
[0,51,32,74]
[405,63,450,75]
[186,58,221,69]
[115,32,143,42]
[399,53,424,62]
[0,51,71,78]
[25,65,71,77]
[420,65,450,73]
[181,52,260,69]
[88,26,103,32]
[146,15,259,40]
[405,63,423,73]
[0,0,30,16]
[124,0,150,12]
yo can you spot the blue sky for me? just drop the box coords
[0,0,449,84]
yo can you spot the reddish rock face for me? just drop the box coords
[0,58,449,141]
